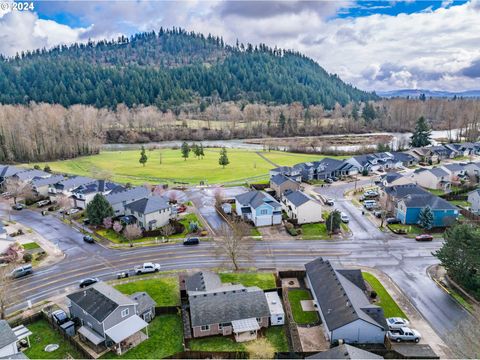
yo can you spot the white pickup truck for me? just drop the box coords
[134,262,161,275]
[387,327,421,343]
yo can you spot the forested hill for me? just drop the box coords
[0,28,378,110]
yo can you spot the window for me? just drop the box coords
[256,318,261,323]
[121,308,129,318]
[200,325,210,331]
[260,209,268,215]
[219,323,229,330]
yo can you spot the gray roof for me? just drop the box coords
[235,190,280,209]
[14,169,50,182]
[0,165,22,178]
[270,174,298,187]
[284,190,316,207]
[105,186,150,206]
[72,180,122,196]
[31,175,64,188]
[55,176,95,191]
[391,152,416,163]
[124,195,170,214]
[382,172,403,184]
[414,167,448,178]
[129,292,156,315]
[305,258,387,331]
[442,163,464,172]
[401,193,457,210]
[0,320,18,348]
[185,271,223,293]
[315,158,345,172]
[189,287,270,327]
[67,282,135,322]
[384,184,429,199]
[307,344,382,359]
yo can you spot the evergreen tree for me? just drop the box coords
[418,206,434,230]
[410,116,432,147]
[192,143,201,159]
[278,112,286,131]
[139,145,148,167]
[352,102,359,121]
[362,102,376,122]
[199,144,205,159]
[86,194,114,226]
[326,210,342,234]
[44,165,51,173]
[219,146,230,169]
[181,141,190,160]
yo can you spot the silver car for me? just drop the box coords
[387,317,410,330]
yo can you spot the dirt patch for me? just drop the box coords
[281,278,300,288]
[297,325,329,352]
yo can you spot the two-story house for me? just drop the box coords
[412,168,451,191]
[49,176,96,196]
[270,174,301,198]
[105,186,151,216]
[467,189,480,214]
[441,163,466,183]
[67,282,149,356]
[72,180,123,209]
[281,190,323,224]
[396,193,458,227]
[124,195,172,230]
[269,166,302,182]
[31,175,65,197]
[235,190,282,227]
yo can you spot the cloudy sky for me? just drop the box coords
[1,0,480,92]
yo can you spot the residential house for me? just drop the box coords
[412,168,451,191]
[407,148,438,164]
[380,184,429,214]
[269,166,302,182]
[429,145,451,161]
[307,344,382,359]
[185,272,271,342]
[67,282,149,355]
[235,190,282,227]
[345,152,397,174]
[314,158,350,179]
[467,189,480,214]
[447,143,475,157]
[13,169,50,183]
[105,186,151,216]
[390,152,418,168]
[379,172,413,188]
[72,180,123,209]
[293,162,316,182]
[281,190,323,224]
[31,175,64,197]
[443,144,462,158]
[270,174,301,198]
[49,176,96,196]
[396,193,459,227]
[129,292,156,323]
[0,320,31,359]
[124,195,172,230]
[441,163,467,183]
[0,165,23,185]
[464,162,480,182]
[305,257,387,344]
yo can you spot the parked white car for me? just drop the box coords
[66,208,80,215]
[387,317,410,330]
[340,212,349,223]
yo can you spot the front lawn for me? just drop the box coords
[388,223,424,236]
[250,227,261,237]
[287,289,319,325]
[427,188,446,196]
[114,276,180,306]
[301,223,329,239]
[189,335,245,352]
[449,199,470,207]
[219,272,276,290]
[22,242,41,250]
[362,272,407,318]
[169,213,203,239]
[24,320,83,359]
[102,315,183,359]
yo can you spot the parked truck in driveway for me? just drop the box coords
[387,327,421,343]
[134,262,160,275]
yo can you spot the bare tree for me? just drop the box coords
[160,223,175,240]
[123,224,142,246]
[113,221,123,233]
[214,220,252,271]
[4,178,33,205]
[56,194,71,219]
[214,188,224,207]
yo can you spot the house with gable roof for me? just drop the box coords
[411,167,451,190]
[235,190,282,226]
[105,186,151,216]
[124,195,172,230]
[281,189,323,224]
[270,174,301,198]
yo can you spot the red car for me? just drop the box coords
[415,234,433,242]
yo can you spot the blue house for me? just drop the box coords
[396,193,458,228]
[235,190,282,227]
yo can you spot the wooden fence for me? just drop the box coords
[165,350,249,359]
[281,287,303,353]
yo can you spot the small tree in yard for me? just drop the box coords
[219,146,229,169]
[139,145,148,167]
[215,220,251,270]
[86,194,114,226]
[44,165,51,173]
[214,188,224,207]
[123,224,142,246]
[113,221,123,233]
[181,141,190,160]
[326,210,342,235]
[160,223,175,239]
[56,194,71,219]
[418,206,434,230]
[103,217,113,229]
[189,221,199,233]
[4,178,33,205]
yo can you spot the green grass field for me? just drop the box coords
[114,276,180,306]
[36,148,332,185]
[362,272,407,318]
[287,289,319,325]
[218,272,276,290]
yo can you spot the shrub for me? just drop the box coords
[285,222,294,230]
[362,169,369,176]
[189,221,199,232]
[370,290,377,299]
[287,227,298,236]
[23,253,33,262]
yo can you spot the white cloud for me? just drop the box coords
[1,0,479,92]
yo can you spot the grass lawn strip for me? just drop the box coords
[362,272,407,318]
[114,276,180,306]
[287,289,319,324]
[22,242,41,250]
[101,315,183,359]
[218,272,276,290]
[24,320,83,359]
[301,223,329,239]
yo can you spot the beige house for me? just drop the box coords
[412,168,451,190]
[124,195,172,230]
[380,172,413,187]
[281,190,323,224]
[270,174,301,198]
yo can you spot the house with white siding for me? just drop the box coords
[105,186,151,216]
[124,195,172,230]
[305,258,387,344]
[281,190,323,224]
[412,167,451,190]
[467,189,480,214]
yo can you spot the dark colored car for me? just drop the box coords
[12,203,24,211]
[79,278,99,288]
[332,176,339,182]
[83,235,94,243]
[184,237,200,246]
[83,218,90,225]
[52,310,69,325]
[415,234,433,242]
[386,218,401,224]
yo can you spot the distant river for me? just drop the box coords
[102,129,461,153]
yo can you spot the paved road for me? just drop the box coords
[1,184,472,353]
